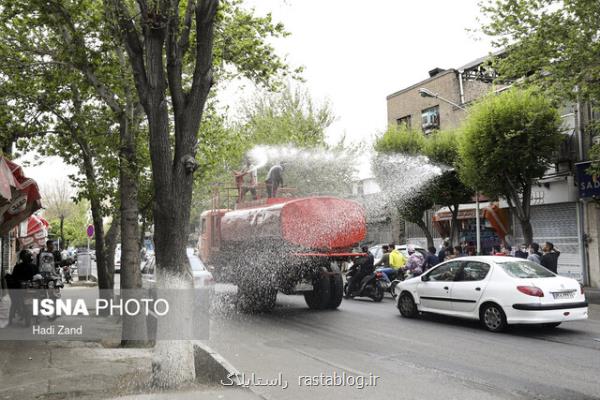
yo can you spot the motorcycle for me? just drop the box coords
[62,260,77,284]
[343,265,385,302]
[21,273,63,326]
[375,267,402,298]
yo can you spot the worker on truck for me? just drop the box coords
[234,158,258,201]
[265,162,285,198]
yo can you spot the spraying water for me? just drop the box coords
[243,144,445,210]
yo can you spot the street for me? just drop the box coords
[206,289,600,400]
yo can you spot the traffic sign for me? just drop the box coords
[86,224,95,238]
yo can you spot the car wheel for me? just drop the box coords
[480,303,507,332]
[541,322,561,329]
[398,292,418,318]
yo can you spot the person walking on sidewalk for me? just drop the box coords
[527,242,542,265]
[541,242,561,274]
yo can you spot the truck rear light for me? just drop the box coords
[517,285,544,297]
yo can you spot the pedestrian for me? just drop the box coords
[501,244,512,256]
[541,241,560,273]
[527,242,542,265]
[405,245,425,276]
[424,246,439,272]
[492,245,504,256]
[514,244,528,259]
[438,239,450,263]
[8,250,39,325]
[265,162,285,198]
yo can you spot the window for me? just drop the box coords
[201,218,207,234]
[498,261,556,279]
[396,115,412,129]
[457,262,491,281]
[427,261,461,281]
[421,106,440,132]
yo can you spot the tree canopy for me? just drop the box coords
[480,0,600,102]
[459,87,562,243]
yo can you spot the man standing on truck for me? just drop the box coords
[239,158,258,201]
[265,162,285,198]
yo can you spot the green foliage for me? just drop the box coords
[192,86,337,214]
[47,200,90,248]
[239,86,332,148]
[374,125,425,155]
[480,0,600,102]
[423,130,460,167]
[458,87,562,197]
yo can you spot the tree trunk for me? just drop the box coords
[72,129,113,308]
[105,212,120,279]
[118,114,146,346]
[449,204,461,246]
[519,218,534,246]
[415,219,434,249]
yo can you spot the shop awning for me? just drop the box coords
[432,202,510,240]
[18,215,49,248]
[0,157,42,235]
[432,202,493,222]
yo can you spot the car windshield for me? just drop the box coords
[498,260,556,279]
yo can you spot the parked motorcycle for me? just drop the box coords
[343,265,385,302]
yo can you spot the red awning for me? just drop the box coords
[0,157,42,235]
[432,202,510,240]
[18,215,49,248]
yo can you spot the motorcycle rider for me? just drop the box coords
[348,245,375,295]
[8,250,39,325]
[388,243,407,280]
[375,245,395,283]
[37,240,63,275]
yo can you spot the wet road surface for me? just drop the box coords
[206,288,600,400]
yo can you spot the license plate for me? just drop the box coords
[551,290,575,300]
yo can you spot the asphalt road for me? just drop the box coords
[206,289,600,400]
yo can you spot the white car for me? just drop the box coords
[395,256,588,332]
[141,249,215,289]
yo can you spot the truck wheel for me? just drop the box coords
[327,262,343,309]
[304,267,331,310]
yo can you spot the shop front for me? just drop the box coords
[432,202,510,254]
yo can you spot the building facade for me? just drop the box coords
[384,55,598,286]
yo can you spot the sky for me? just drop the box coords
[21,0,493,189]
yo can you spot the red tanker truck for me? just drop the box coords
[198,187,366,312]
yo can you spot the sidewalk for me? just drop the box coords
[0,286,260,399]
[585,287,600,305]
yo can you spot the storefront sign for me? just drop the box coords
[575,161,600,199]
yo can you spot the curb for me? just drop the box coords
[194,341,242,384]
